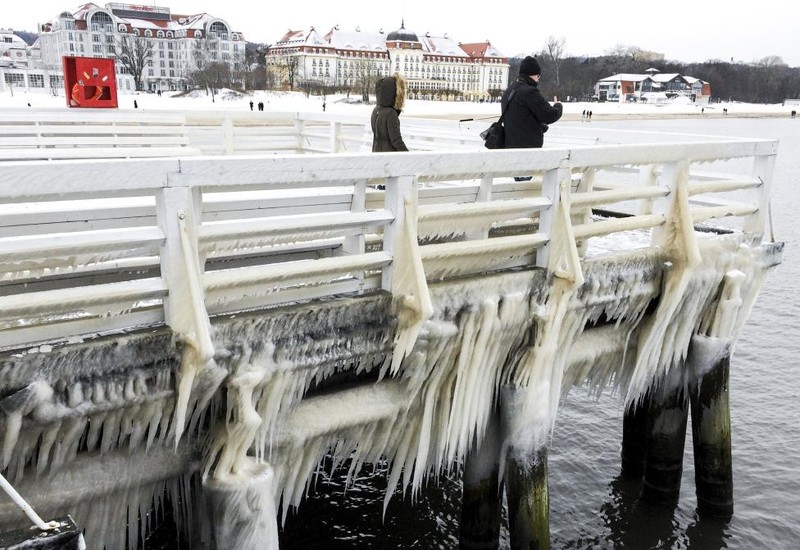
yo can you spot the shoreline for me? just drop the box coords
[420,110,797,122]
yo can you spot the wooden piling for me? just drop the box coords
[459,412,502,550]
[690,354,734,519]
[204,460,279,549]
[641,386,688,505]
[505,446,550,550]
[621,392,651,479]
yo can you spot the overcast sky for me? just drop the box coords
[4,0,799,67]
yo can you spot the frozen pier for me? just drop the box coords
[0,112,784,549]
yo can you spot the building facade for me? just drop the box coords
[0,28,51,93]
[35,2,246,93]
[595,70,712,104]
[266,22,509,102]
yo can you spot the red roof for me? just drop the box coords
[460,42,491,57]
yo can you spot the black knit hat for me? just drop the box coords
[519,56,541,76]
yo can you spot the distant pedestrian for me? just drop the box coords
[258,101,264,112]
[134,100,138,109]
[723,108,728,115]
[792,110,796,118]
[701,107,705,114]
[250,100,254,111]
[588,110,592,121]
[322,100,326,112]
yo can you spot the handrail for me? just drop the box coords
[0,119,777,351]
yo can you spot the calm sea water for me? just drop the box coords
[279,117,800,550]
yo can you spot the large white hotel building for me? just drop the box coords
[1,2,245,94]
[266,21,510,101]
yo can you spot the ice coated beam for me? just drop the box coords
[0,516,84,549]
[690,355,734,519]
[204,461,278,550]
[459,412,502,550]
[505,447,549,550]
[642,386,689,506]
[621,393,651,479]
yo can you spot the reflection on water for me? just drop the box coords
[279,457,463,549]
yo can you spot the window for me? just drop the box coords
[4,73,24,87]
[29,74,45,88]
[93,44,102,54]
[145,30,152,37]
[90,12,113,32]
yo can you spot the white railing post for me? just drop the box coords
[637,164,659,215]
[536,166,569,269]
[330,121,342,154]
[343,178,368,257]
[155,185,205,333]
[573,168,595,258]
[294,118,305,153]
[743,151,776,241]
[381,175,415,292]
[223,116,235,155]
[652,160,701,265]
[465,175,494,240]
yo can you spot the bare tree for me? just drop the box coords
[352,58,381,103]
[189,62,232,102]
[266,49,302,90]
[113,34,153,91]
[605,44,643,61]
[545,35,566,88]
[756,56,787,67]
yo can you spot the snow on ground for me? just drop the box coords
[0,87,794,121]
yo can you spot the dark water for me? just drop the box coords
[279,118,800,549]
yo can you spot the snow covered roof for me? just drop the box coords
[273,24,505,59]
[599,72,699,85]
[44,3,241,39]
[277,27,329,47]
[651,73,682,82]
[419,34,468,57]
[326,27,386,51]
[599,73,653,82]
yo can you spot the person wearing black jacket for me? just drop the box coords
[371,74,409,152]
[501,56,563,149]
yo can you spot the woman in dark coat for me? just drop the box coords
[501,56,562,149]
[371,74,409,152]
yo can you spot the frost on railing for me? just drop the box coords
[0,137,776,350]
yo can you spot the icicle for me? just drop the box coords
[389,193,434,376]
[171,214,222,447]
[0,380,53,469]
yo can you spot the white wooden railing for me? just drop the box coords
[0,121,777,350]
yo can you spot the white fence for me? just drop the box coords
[0,115,777,350]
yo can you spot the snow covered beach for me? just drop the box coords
[1,88,794,122]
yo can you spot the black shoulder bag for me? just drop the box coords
[480,89,517,149]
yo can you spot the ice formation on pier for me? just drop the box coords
[0,172,782,548]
